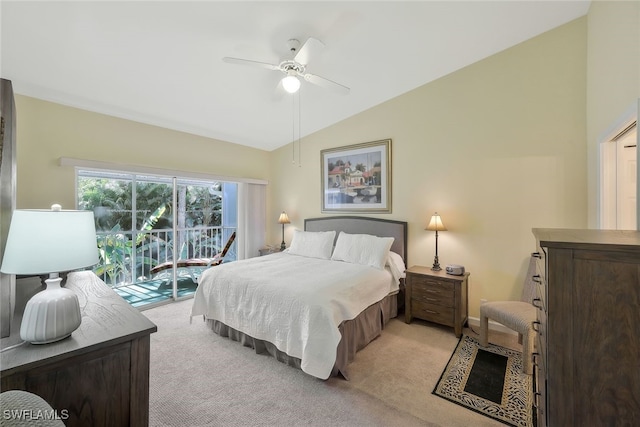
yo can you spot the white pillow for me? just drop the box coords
[287,230,336,260]
[331,232,394,269]
[386,251,406,281]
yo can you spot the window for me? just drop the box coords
[77,169,238,307]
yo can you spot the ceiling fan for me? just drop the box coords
[222,37,350,96]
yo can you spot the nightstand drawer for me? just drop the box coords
[411,285,453,307]
[412,278,454,297]
[412,300,454,326]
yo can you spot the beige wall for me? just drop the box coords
[12,14,602,321]
[269,18,588,318]
[14,96,270,210]
[586,0,640,227]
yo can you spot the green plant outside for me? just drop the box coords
[78,176,224,286]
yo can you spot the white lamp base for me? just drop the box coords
[20,275,82,344]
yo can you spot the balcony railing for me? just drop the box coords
[94,225,236,288]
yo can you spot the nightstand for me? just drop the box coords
[405,266,469,337]
[258,246,282,256]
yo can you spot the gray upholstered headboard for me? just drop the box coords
[304,216,408,264]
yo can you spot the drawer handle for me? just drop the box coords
[424,289,441,294]
[425,309,438,314]
[425,298,439,302]
[532,275,542,283]
[532,298,543,309]
[532,321,540,333]
[531,252,541,259]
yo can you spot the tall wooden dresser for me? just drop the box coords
[1,271,157,426]
[532,228,640,427]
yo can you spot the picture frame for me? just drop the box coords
[321,139,392,213]
[1,78,17,338]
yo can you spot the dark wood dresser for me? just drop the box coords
[404,266,469,337]
[1,271,157,426]
[532,228,640,427]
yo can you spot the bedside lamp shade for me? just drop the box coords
[278,212,291,225]
[0,205,99,344]
[426,212,447,271]
[426,213,447,233]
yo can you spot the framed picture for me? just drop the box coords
[1,78,16,338]
[321,139,392,213]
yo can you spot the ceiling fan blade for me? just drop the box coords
[294,37,325,66]
[222,57,280,71]
[272,80,285,102]
[303,73,350,95]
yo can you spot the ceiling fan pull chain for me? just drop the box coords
[292,93,296,164]
[298,90,302,167]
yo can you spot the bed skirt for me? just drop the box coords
[204,292,399,380]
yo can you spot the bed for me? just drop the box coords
[191,216,408,380]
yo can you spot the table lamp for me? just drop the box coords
[0,204,99,344]
[278,211,290,251]
[426,212,447,271]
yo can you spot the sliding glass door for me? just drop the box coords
[77,170,237,308]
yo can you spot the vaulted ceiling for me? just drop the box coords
[1,1,591,151]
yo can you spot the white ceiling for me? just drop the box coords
[1,1,591,151]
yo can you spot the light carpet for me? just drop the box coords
[143,299,517,426]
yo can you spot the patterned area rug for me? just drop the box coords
[433,335,534,427]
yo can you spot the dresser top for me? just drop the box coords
[533,228,640,251]
[1,271,157,375]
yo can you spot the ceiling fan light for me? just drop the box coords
[282,75,300,93]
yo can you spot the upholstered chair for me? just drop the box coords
[0,390,65,426]
[479,255,538,375]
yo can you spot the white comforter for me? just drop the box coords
[191,252,399,379]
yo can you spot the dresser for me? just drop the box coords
[404,266,469,337]
[1,271,157,427]
[532,228,640,427]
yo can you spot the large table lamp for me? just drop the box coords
[0,204,99,344]
[426,212,447,271]
[278,211,290,251]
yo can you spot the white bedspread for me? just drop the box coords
[191,252,398,379]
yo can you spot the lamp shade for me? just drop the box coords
[1,205,98,344]
[278,212,291,224]
[0,205,99,275]
[426,213,447,232]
